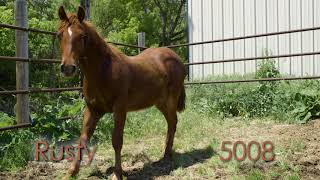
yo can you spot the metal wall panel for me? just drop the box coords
[212,0,224,76]
[203,0,214,78]
[315,0,320,75]
[188,0,320,80]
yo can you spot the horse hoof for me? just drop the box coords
[112,173,123,180]
[163,153,173,161]
[66,166,79,178]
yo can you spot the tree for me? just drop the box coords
[80,0,90,19]
[92,0,187,55]
[152,0,187,46]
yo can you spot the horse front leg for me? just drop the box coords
[65,107,101,178]
[112,104,127,180]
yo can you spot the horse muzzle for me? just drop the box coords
[61,64,76,77]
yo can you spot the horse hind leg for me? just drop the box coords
[156,96,179,159]
[164,110,178,159]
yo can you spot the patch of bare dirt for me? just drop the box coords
[0,161,65,180]
[221,119,320,179]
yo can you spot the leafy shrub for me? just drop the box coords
[290,81,320,123]
[31,93,83,142]
[256,59,280,79]
[0,112,14,128]
[0,130,34,170]
[186,59,320,123]
[0,92,84,170]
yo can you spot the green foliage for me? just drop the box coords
[188,82,279,118]
[290,81,320,123]
[246,169,265,180]
[187,60,320,122]
[0,92,84,171]
[1,0,319,174]
[30,93,83,142]
[93,114,113,144]
[0,112,15,127]
[0,5,15,88]
[0,92,83,170]
[284,173,300,180]
[91,0,187,59]
[0,130,34,170]
[256,59,280,79]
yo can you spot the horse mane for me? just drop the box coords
[59,14,125,59]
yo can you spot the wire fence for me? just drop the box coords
[1,23,320,88]
[185,52,320,66]
[164,26,320,48]
[0,23,145,93]
[1,14,320,131]
[185,76,320,85]
[0,21,147,131]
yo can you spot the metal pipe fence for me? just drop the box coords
[1,22,319,86]
[185,52,320,66]
[165,26,320,48]
[1,23,320,90]
[0,20,148,131]
[0,123,33,131]
[108,41,147,49]
[1,12,320,131]
[185,76,320,85]
[0,87,83,95]
[0,23,146,95]
[0,23,57,35]
[0,116,75,131]
[0,23,147,49]
[0,56,61,63]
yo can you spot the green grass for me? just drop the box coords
[1,63,319,178]
[82,91,303,179]
[245,169,265,180]
[288,139,306,153]
[0,99,305,179]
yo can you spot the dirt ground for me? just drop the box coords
[1,119,319,180]
[219,119,320,180]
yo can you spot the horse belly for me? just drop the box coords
[127,86,164,111]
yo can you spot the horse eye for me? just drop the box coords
[57,32,62,40]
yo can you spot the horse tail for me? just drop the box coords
[177,86,186,112]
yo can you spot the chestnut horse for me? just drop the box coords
[58,6,186,179]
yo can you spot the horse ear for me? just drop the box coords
[77,6,86,23]
[58,6,68,21]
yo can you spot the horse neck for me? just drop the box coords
[79,28,121,84]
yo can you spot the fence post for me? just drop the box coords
[138,32,145,53]
[15,0,29,124]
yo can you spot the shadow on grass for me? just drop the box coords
[122,146,215,179]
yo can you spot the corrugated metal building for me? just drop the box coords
[188,0,320,80]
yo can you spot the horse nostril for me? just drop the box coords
[71,65,76,73]
[60,65,76,76]
[60,65,65,73]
